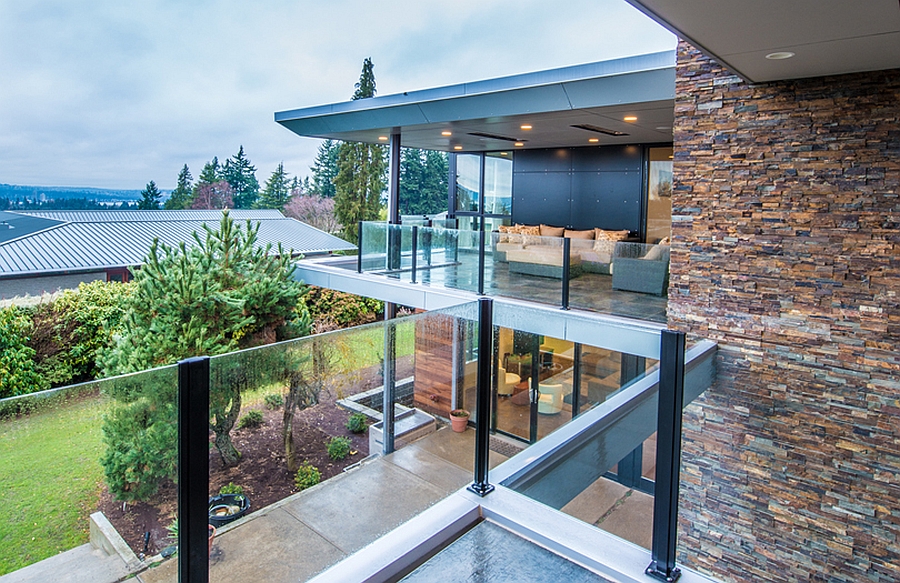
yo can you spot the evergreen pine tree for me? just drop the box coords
[256,162,291,209]
[137,180,162,210]
[310,140,340,198]
[399,148,425,215]
[197,157,220,185]
[223,146,260,209]
[334,58,386,244]
[164,164,194,209]
[421,150,450,214]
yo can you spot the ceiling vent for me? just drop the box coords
[467,131,524,143]
[571,124,629,137]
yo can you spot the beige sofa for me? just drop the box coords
[493,224,633,277]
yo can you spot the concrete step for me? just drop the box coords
[0,544,130,583]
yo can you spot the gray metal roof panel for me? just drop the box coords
[0,217,354,277]
[19,209,286,223]
[0,211,66,244]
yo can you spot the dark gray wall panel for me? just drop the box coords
[571,145,642,172]
[512,172,571,227]
[571,172,642,232]
[514,149,572,173]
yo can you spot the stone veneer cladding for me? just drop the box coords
[671,41,900,582]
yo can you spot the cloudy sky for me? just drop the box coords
[0,1,675,190]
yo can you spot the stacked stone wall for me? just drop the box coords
[672,40,900,582]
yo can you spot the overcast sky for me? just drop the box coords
[0,1,675,190]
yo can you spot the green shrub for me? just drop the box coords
[303,287,383,330]
[327,436,352,461]
[218,482,243,495]
[0,306,48,399]
[345,412,368,434]
[28,281,132,388]
[294,461,321,491]
[264,393,284,409]
[237,410,264,429]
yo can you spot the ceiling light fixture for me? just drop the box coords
[765,51,795,60]
[588,138,599,143]
[378,136,388,141]
[500,152,508,156]
[521,124,532,130]
[453,145,463,150]
[514,142,524,147]
[441,131,452,136]
[623,116,638,122]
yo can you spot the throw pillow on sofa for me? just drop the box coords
[539,224,565,237]
[564,229,594,239]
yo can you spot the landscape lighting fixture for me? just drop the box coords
[765,51,795,60]
[623,116,638,122]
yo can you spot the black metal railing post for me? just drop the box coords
[646,330,686,583]
[357,221,364,273]
[382,303,398,455]
[529,333,540,443]
[468,297,495,497]
[561,237,571,309]
[178,357,210,583]
[477,217,486,296]
[411,226,418,283]
[571,342,582,417]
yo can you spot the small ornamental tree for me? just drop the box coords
[100,211,310,501]
[0,307,48,399]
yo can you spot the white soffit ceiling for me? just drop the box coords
[625,0,900,82]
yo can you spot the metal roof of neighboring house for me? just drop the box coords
[0,210,354,278]
[0,210,65,244]
[276,51,676,152]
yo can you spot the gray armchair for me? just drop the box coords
[611,242,670,296]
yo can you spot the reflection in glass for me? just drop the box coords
[455,154,480,213]
[646,147,673,244]
[484,152,512,215]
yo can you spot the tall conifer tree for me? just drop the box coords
[310,140,340,198]
[256,162,291,209]
[137,180,162,210]
[223,146,260,209]
[164,164,194,209]
[334,58,386,244]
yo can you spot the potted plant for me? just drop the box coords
[450,409,469,433]
[208,489,251,527]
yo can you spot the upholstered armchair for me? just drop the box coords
[611,242,670,296]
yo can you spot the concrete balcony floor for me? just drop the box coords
[135,426,652,583]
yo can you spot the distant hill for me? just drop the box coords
[0,183,170,204]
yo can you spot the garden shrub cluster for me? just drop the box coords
[345,412,368,434]
[327,436,352,461]
[303,286,382,332]
[238,410,264,429]
[294,461,321,491]
[0,306,47,399]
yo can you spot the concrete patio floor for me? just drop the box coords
[2,425,654,583]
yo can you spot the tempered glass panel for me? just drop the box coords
[359,221,388,272]
[646,147,673,245]
[487,232,564,307]
[455,154,480,213]
[484,152,513,215]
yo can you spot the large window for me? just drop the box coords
[646,147,673,244]
[452,151,512,230]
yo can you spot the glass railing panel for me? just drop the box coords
[359,221,388,273]
[204,302,483,581]
[0,365,178,575]
[569,241,669,323]
[487,232,564,306]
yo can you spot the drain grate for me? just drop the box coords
[490,436,526,458]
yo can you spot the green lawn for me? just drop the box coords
[0,395,108,575]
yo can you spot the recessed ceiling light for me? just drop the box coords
[520,124,532,130]
[453,145,463,150]
[765,51,795,60]
[668,155,674,159]
[378,136,388,141]
[500,152,508,156]
[623,116,638,122]
[441,131,452,136]
[588,138,599,143]
[514,142,524,147]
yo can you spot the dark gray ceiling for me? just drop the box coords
[625,0,900,82]
[276,52,675,152]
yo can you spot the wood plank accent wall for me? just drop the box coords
[413,314,457,417]
[671,40,900,583]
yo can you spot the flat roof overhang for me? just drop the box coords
[275,51,675,152]
[625,0,900,83]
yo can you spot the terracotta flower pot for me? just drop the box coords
[208,525,216,555]
[450,409,469,432]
